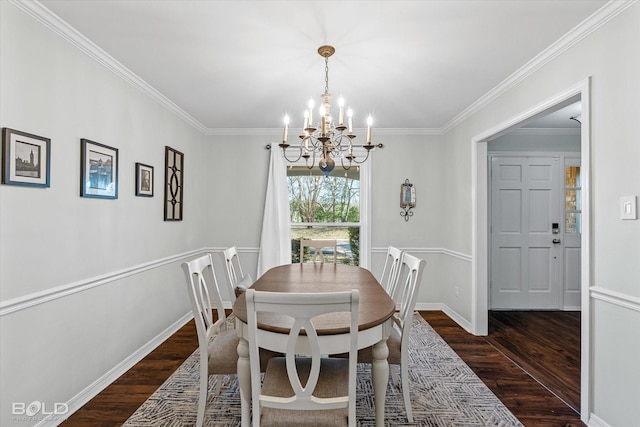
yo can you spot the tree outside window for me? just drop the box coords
[288,166,360,265]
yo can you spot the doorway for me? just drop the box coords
[489,153,582,310]
[471,78,591,423]
[486,113,582,411]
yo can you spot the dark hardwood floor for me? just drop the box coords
[424,311,584,427]
[61,311,583,427]
[486,310,581,412]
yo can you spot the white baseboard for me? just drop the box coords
[588,412,612,427]
[416,302,474,334]
[37,312,193,427]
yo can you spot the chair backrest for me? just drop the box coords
[299,239,338,263]
[245,289,359,425]
[380,246,403,300]
[181,253,229,351]
[394,252,426,336]
[222,246,253,302]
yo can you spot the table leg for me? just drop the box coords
[237,336,251,427]
[371,338,389,427]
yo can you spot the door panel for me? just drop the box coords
[497,247,521,291]
[491,156,562,309]
[499,190,522,232]
[529,248,551,291]
[530,189,551,232]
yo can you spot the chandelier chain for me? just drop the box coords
[324,56,330,95]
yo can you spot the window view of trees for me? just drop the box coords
[288,173,359,223]
[288,167,360,265]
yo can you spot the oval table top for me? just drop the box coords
[232,263,395,335]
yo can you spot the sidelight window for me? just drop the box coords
[565,164,581,234]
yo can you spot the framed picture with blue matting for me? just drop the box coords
[80,138,118,199]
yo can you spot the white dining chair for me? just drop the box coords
[222,245,253,301]
[380,245,403,301]
[352,252,426,423]
[245,289,360,427]
[299,239,338,263]
[181,253,240,427]
[182,253,279,427]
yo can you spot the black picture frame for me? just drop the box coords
[80,138,118,199]
[2,128,51,188]
[135,162,154,197]
[164,146,183,221]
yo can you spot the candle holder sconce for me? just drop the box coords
[400,179,415,221]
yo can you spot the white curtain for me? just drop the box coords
[257,146,292,278]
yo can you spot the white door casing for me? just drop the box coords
[472,78,591,422]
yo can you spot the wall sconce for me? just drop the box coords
[400,179,415,221]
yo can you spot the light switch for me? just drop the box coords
[620,196,637,220]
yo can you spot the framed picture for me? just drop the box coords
[2,128,51,188]
[164,146,183,221]
[80,138,118,199]
[135,162,154,197]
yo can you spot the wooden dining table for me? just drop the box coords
[232,263,396,427]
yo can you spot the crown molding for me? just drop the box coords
[10,0,209,134]
[510,127,581,136]
[368,128,443,136]
[204,128,282,136]
[440,0,637,134]
[12,0,636,136]
[205,127,442,137]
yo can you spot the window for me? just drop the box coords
[288,166,362,265]
[565,163,581,234]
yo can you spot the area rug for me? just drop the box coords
[124,316,523,426]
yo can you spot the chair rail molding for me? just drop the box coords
[0,247,226,317]
[1,245,472,317]
[590,286,640,313]
[372,246,471,263]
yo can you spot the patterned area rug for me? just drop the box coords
[124,316,523,426]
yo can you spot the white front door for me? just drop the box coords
[490,156,563,309]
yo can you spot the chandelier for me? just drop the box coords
[279,45,383,176]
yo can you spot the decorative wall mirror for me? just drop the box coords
[400,179,415,221]
[164,146,184,221]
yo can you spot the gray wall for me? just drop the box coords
[0,3,208,425]
[438,3,640,425]
[488,132,581,152]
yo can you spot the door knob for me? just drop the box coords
[552,238,561,244]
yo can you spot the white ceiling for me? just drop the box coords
[38,0,606,132]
